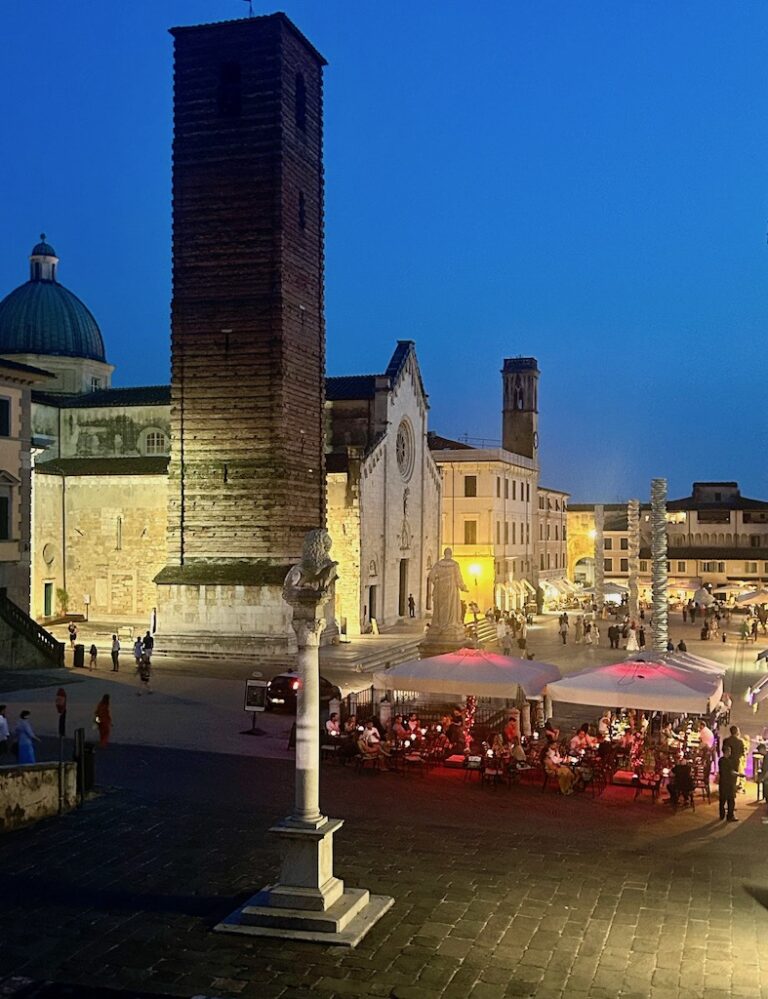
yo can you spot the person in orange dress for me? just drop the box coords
[94,694,112,748]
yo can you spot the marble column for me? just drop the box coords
[651,479,669,652]
[216,529,393,946]
[594,504,605,612]
[627,499,640,623]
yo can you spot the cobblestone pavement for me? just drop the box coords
[2,743,768,999]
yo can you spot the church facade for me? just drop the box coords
[0,237,439,639]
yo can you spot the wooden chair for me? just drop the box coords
[355,749,381,774]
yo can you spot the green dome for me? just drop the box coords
[31,235,57,257]
[0,238,106,362]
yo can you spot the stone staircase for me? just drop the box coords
[0,591,64,669]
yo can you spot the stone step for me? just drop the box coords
[239,884,370,933]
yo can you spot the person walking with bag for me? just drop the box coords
[93,694,112,747]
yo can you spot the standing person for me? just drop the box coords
[133,637,143,670]
[142,630,154,661]
[574,616,584,644]
[407,593,415,618]
[638,625,646,650]
[88,643,98,670]
[14,711,40,764]
[68,621,78,648]
[0,704,9,756]
[558,616,569,645]
[110,635,120,672]
[682,605,688,623]
[718,744,740,821]
[93,694,112,747]
[626,623,640,652]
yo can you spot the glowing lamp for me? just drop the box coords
[291,680,299,691]
[404,739,411,748]
[468,564,481,578]
[420,728,427,736]
[436,725,442,732]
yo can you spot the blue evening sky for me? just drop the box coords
[1,1,766,502]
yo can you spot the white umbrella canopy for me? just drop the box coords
[373,648,562,699]
[736,590,768,606]
[547,660,722,714]
[628,651,727,676]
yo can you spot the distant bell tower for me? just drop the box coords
[501,357,539,461]
[156,13,328,656]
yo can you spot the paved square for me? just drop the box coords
[1,740,767,999]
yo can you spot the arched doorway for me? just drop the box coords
[574,556,595,587]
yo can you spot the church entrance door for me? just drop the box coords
[398,558,409,618]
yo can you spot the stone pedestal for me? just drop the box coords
[215,530,393,946]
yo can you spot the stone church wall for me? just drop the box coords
[327,470,361,637]
[33,471,167,622]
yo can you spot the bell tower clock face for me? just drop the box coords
[533,431,539,450]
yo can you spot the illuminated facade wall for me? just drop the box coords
[32,467,168,621]
[569,483,768,599]
[432,446,538,612]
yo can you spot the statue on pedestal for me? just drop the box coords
[424,547,468,648]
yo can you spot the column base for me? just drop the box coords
[214,886,394,947]
[213,815,393,946]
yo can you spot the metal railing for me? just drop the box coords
[0,589,64,666]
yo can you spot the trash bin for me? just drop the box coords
[73,643,85,668]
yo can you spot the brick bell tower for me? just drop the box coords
[155,14,327,657]
[501,357,539,461]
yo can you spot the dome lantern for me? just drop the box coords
[29,233,59,282]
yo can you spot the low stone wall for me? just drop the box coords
[0,761,77,831]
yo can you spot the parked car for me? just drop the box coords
[265,671,341,712]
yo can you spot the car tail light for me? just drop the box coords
[291,680,299,691]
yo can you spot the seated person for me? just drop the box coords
[667,762,694,805]
[325,712,341,737]
[490,733,510,763]
[391,714,408,741]
[430,729,451,757]
[343,714,358,736]
[666,639,675,652]
[677,639,688,652]
[544,718,560,743]
[570,723,596,752]
[358,720,391,758]
[503,713,519,744]
[662,722,683,748]
[407,713,420,734]
[598,712,612,738]
[544,743,576,795]
[509,736,528,766]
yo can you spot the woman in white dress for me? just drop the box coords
[626,623,640,652]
